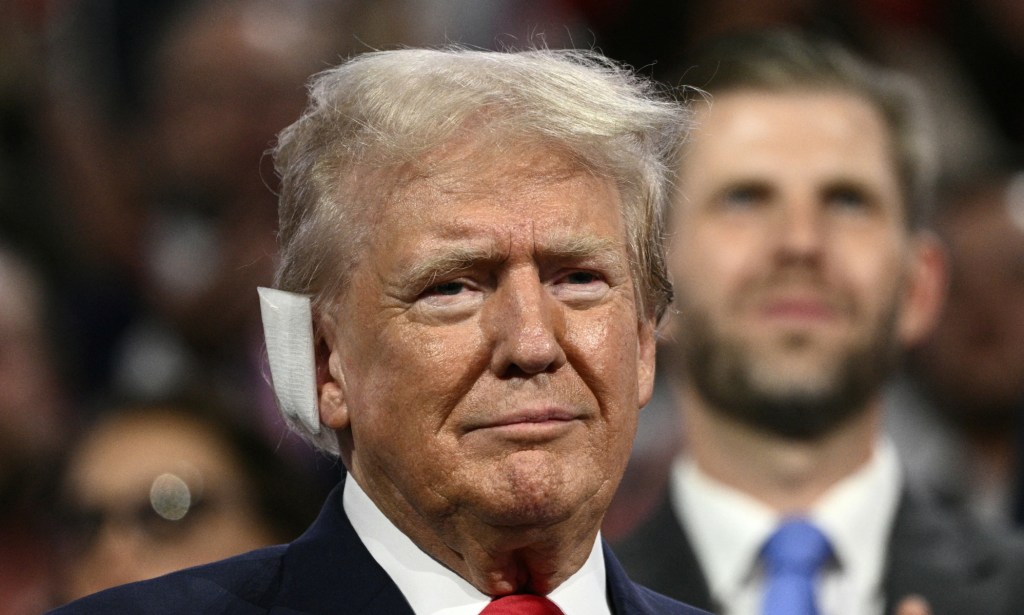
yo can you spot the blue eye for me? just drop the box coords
[721,183,770,209]
[550,269,609,305]
[824,185,871,211]
[415,278,482,317]
[429,282,465,296]
[565,271,600,284]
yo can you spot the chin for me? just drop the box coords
[753,351,842,389]
[473,452,597,528]
[755,370,837,398]
[479,494,577,529]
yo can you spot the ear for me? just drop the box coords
[898,232,947,347]
[637,318,658,408]
[316,321,350,431]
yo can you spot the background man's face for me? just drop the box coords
[323,145,656,533]
[914,186,1024,431]
[669,91,916,438]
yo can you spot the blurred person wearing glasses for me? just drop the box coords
[53,397,323,604]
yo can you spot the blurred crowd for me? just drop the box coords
[1,0,1023,612]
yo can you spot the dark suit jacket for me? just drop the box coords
[51,476,708,614]
[611,483,1024,615]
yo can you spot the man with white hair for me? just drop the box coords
[50,47,705,615]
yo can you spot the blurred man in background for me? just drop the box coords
[613,29,1024,615]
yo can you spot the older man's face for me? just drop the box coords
[321,146,655,534]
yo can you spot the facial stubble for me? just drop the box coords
[674,296,902,441]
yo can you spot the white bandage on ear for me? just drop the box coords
[258,287,321,434]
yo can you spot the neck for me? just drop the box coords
[681,385,879,514]
[358,473,602,597]
[427,513,599,596]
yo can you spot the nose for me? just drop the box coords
[486,268,567,377]
[774,197,825,265]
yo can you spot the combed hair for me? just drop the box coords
[271,47,692,453]
[683,29,938,229]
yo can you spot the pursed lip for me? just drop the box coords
[464,406,583,433]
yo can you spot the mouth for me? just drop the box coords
[465,406,583,440]
[758,297,838,324]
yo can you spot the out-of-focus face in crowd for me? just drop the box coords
[914,175,1024,429]
[0,250,64,476]
[57,409,277,601]
[669,89,937,439]
[137,0,342,348]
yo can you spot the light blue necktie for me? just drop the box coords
[760,518,833,615]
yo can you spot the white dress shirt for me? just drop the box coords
[343,476,613,615]
[672,439,903,615]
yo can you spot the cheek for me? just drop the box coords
[558,305,645,479]
[838,240,906,315]
[565,305,641,410]
[346,322,486,439]
[673,226,752,302]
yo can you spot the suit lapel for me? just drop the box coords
[604,541,708,614]
[275,474,416,615]
[605,540,648,613]
[610,490,715,610]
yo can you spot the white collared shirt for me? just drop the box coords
[343,476,612,615]
[673,439,902,615]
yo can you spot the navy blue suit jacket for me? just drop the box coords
[51,476,708,614]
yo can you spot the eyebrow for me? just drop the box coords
[398,235,627,291]
[541,235,625,269]
[399,245,504,291]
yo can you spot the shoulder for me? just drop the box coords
[890,486,1024,569]
[47,545,288,614]
[609,488,712,608]
[887,487,1024,613]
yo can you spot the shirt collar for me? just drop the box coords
[672,438,902,607]
[812,438,902,603]
[343,475,611,615]
[672,455,777,602]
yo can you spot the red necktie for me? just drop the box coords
[479,594,566,614]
